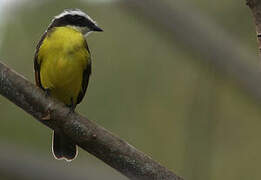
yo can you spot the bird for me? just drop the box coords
[34,9,103,161]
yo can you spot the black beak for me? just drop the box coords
[91,24,103,32]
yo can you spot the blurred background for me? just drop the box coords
[0,0,260,179]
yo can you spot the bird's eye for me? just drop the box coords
[76,16,84,21]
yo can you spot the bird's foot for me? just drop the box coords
[66,98,76,115]
[41,108,51,120]
[44,88,51,97]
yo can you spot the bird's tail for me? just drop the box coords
[52,131,77,161]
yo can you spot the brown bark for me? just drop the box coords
[247,0,261,56]
[0,61,183,180]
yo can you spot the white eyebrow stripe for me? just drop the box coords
[54,9,97,25]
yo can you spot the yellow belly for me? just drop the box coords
[38,27,90,105]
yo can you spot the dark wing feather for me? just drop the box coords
[76,41,91,105]
[34,31,48,89]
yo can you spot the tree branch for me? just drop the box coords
[247,0,261,57]
[0,61,183,180]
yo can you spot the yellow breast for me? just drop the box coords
[38,26,90,105]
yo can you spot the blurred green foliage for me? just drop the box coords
[0,0,260,179]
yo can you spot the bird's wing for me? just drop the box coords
[76,40,92,105]
[34,31,47,89]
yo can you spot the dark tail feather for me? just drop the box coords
[52,131,77,161]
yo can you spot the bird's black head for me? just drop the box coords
[48,9,103,34]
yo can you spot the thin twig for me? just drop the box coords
[247,0,261,57]
[0,61,183,180]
